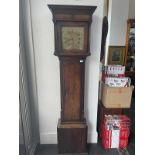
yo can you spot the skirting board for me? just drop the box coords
[40,132,98,144]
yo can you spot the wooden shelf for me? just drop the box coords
[124,19,135,72]
[125,71,135,77]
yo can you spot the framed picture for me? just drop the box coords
[108,46,125,65]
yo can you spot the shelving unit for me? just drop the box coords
[124,19,135,77]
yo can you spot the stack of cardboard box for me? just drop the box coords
[100,65,134,108]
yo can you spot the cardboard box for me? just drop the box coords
[101,83,134,108]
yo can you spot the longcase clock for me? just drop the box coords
[48,5,97,155]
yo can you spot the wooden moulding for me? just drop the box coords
[48,5,97,22]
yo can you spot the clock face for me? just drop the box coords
[62,27,84,51]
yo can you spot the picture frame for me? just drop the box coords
[108,46,125,65]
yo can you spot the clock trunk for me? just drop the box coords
[60,57,85,122]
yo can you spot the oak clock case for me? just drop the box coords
[48,5,97,155]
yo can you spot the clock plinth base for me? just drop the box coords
[57,119,88,155]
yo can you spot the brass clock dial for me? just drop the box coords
[62,27,84,50]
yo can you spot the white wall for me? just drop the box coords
[30,0,104,144]
[104,0,129,64]
[129,0,135,19]
[109,0,129,45]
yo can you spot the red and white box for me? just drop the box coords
[101,115,130,149]
[104,65,125,77]
[102,65,125,82]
